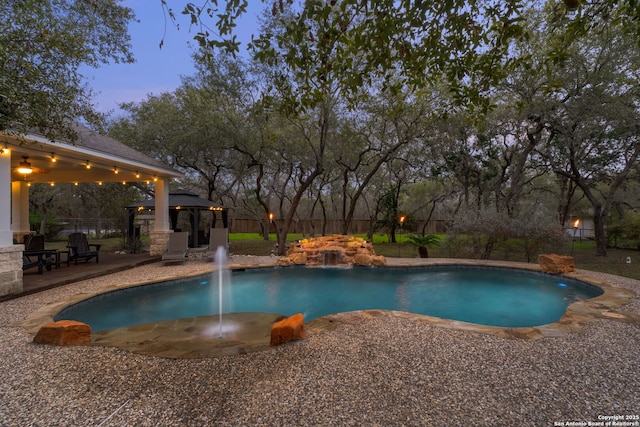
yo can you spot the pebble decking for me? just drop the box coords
[1,257,639,426]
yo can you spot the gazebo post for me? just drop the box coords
[192,208,200,247]
[222,209,229,229]
[126,207,136,245]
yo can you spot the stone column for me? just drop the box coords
[0,245,24,296]
[149,230,172,257]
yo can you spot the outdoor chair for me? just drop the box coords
[162,231,190,265]
[23,234,46,251]
[205,228,229,261]
[68,232,101,264]
[22,234,56,273]
[21,253,55,274]
[22,254,41,272]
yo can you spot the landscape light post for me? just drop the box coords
[571,219,580,256]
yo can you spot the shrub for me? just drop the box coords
[608,211,640,249]
[404,234,441,258]
[444,208,569,261]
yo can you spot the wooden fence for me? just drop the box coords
[228,218,448,235]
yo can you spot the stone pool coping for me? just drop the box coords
[14,258,638,358]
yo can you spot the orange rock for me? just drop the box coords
[34,320,92,346]
[372,255,386,266]
[270,313,306,346]
[538,254,576,274]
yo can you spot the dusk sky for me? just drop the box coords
[83,0,263,116]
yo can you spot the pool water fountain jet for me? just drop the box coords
[214,246,228,338]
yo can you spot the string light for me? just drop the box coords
[3,145,172,184]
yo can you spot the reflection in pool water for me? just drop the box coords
[55,266,603,332]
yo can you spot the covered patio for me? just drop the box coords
[0,123,183,297]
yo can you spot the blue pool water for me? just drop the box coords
[55,266,603,332]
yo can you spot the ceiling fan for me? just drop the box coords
[13,156,48,176]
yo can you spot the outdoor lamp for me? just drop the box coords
[17,157,33,175]
[570,218,580,255]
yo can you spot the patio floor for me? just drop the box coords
[1,252,160,302]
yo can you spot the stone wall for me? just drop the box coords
[0,245,24,296]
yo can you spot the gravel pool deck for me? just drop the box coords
[1,256,639,426]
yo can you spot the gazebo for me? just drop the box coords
[1,123,183,297]
[126,190,228,248]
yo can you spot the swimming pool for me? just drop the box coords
[54,266,603,332]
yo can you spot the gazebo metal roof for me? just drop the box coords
[128,190,225,211]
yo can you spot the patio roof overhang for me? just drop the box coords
[2,123,182,184]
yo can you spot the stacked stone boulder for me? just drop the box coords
[33,320,92,345]
[538,254,576,274]
[277,235,386,267]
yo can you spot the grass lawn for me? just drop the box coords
[227,234,640,280]
[44,233,640,281]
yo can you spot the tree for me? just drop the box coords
[332,87,436,234]
[1,0,135,139]
[512,14,640,256]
